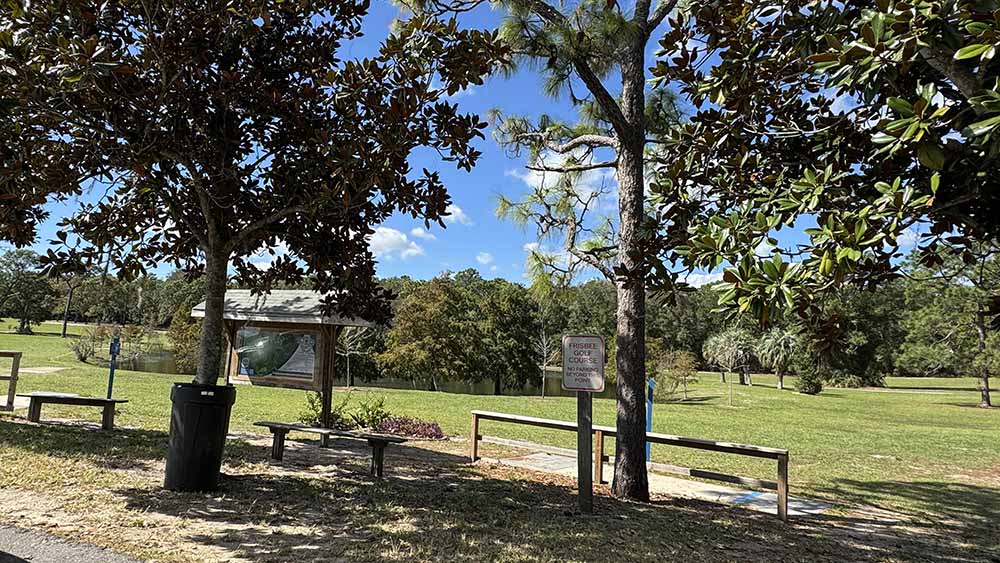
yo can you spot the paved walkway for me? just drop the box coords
[481,437,831,518]
[0,526,141,563]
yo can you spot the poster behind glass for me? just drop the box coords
[237,328,317,382]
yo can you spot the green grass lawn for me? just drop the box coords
[2,329,998,522]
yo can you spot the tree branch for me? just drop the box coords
[232,205,309,246]
[527,159,618,173]
[516,132,618,153]
[646,0,680,34]
[919,47,984,108]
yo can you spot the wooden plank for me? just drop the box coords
[16,394,128,407]
[645,432,786,460]
[471,410,582,433]
[253,421,406,443]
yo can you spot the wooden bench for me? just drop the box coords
[18,392,128,430]
[254,421,407,478]
[470,410,791,521]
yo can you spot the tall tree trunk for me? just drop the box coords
[738,369,747,385]
[975,307,992,408]
[610,42,649,502]
[720,370,726,383]
[195,246,228,385]
[777,369,784,390]
[17,317,29,334]
[347,354,354,387]
[494,376,502,396]
[61,285,75,338]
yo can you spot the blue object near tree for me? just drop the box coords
[646,378,655,461]
[107,336,120,400]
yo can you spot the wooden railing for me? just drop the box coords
[0,351,21,412]
[470,410,790,521]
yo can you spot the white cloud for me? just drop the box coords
[410,227,437,241]
[444,204,472,226]
[249,240,289,270]
[476,252,494,265]
[685,272,724,287]
[490,265,498,272]
[898,228,921,247]
[370,227,425,260]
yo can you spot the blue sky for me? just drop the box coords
[14,1,915,286]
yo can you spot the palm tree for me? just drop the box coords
[757,328,799,391]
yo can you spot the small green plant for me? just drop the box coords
[350,393,391,429]
[653,350,699,402]
[298,389,354,429]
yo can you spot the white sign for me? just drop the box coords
[561,335,605,393]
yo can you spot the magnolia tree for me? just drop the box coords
[647,1,1000,408]
[1,1,506,384]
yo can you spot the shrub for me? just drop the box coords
[69,334,96,362]
[652,350,699,401]
[298,390,354,429]
[796,371,823,395]
[375,416,445,440]
[350,393,391,429]
[167,309,201,374]
[70,326,108,362]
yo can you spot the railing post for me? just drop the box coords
[470,412,480,463]
[593,430,604,485]
[5,353,19,410]
[777,453,789,522]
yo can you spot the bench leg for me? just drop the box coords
[369,442,385,478]
[271,430,287,461]
[102,404,115,430]
[27,399,41,423]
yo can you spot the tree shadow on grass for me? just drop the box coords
[0,419,266,472]
[108,436,1000,563]
[884,385,997,392]
[811,478,1000,561]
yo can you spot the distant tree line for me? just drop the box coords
[2,248,997,400]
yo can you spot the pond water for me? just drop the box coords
[126,347,615,399]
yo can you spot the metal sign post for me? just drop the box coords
[107,327,121,400]
[562,335,605,514]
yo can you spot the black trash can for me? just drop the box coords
[164,382,237,492]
